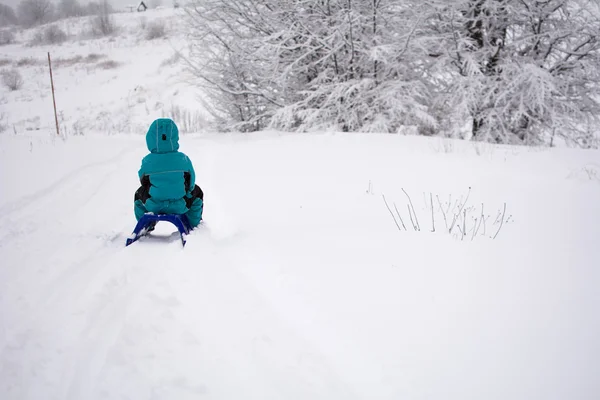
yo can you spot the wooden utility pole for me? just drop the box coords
[47,52,60,136]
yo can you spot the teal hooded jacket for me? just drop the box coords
[138,119,195,215]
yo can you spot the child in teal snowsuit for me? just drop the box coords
[134,118,203,227]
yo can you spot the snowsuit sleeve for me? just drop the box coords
[184,154,196,193]
[138,155,149,182]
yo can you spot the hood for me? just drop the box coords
[146,118,180,153]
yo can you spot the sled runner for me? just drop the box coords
[125,213,192,247]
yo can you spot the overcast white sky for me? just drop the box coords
[1,0,166,11]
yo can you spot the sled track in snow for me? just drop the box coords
[61,245,180,400]
[0,147,135,246]
[0,147,134,219]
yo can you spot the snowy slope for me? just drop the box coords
[1,131,599,400]
[0,8,208,136]
[2,8,600,400]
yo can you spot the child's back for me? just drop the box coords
[134,119,203,227]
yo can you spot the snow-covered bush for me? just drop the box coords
[32,25,67,45]
[2,68,24,91]
[163,105,207,133]
[85,53,105,63]
[90,0,117,37]
[16,57,40,66]
[91,14,116,36]
[54,55,84,67]
[96,60,120,69]
[145,21,166,40]
[382,188,511,241]
[53,53,107,68]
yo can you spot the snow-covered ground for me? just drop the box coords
[0,8,207,136]
[2,8,600,400]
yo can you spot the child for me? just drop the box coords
[134,118,203,228]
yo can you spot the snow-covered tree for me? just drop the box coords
[267,0,437,133]
[182,0,284,131]
[184,0,600,146]
[58,0,83,18]
[17,0,54,27]
[184,0,436,133]
[427,0,600,146]
[0,3,18,26]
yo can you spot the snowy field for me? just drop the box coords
[1,131,600,400]
[0,8,206,136]
[2,7,600,400]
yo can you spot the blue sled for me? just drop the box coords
[126,213,192,247]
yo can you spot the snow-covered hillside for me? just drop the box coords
[1,8,600,400]
[1,8,207,136]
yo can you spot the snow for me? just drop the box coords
[0,8,207,136]
[2,8,600,400]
